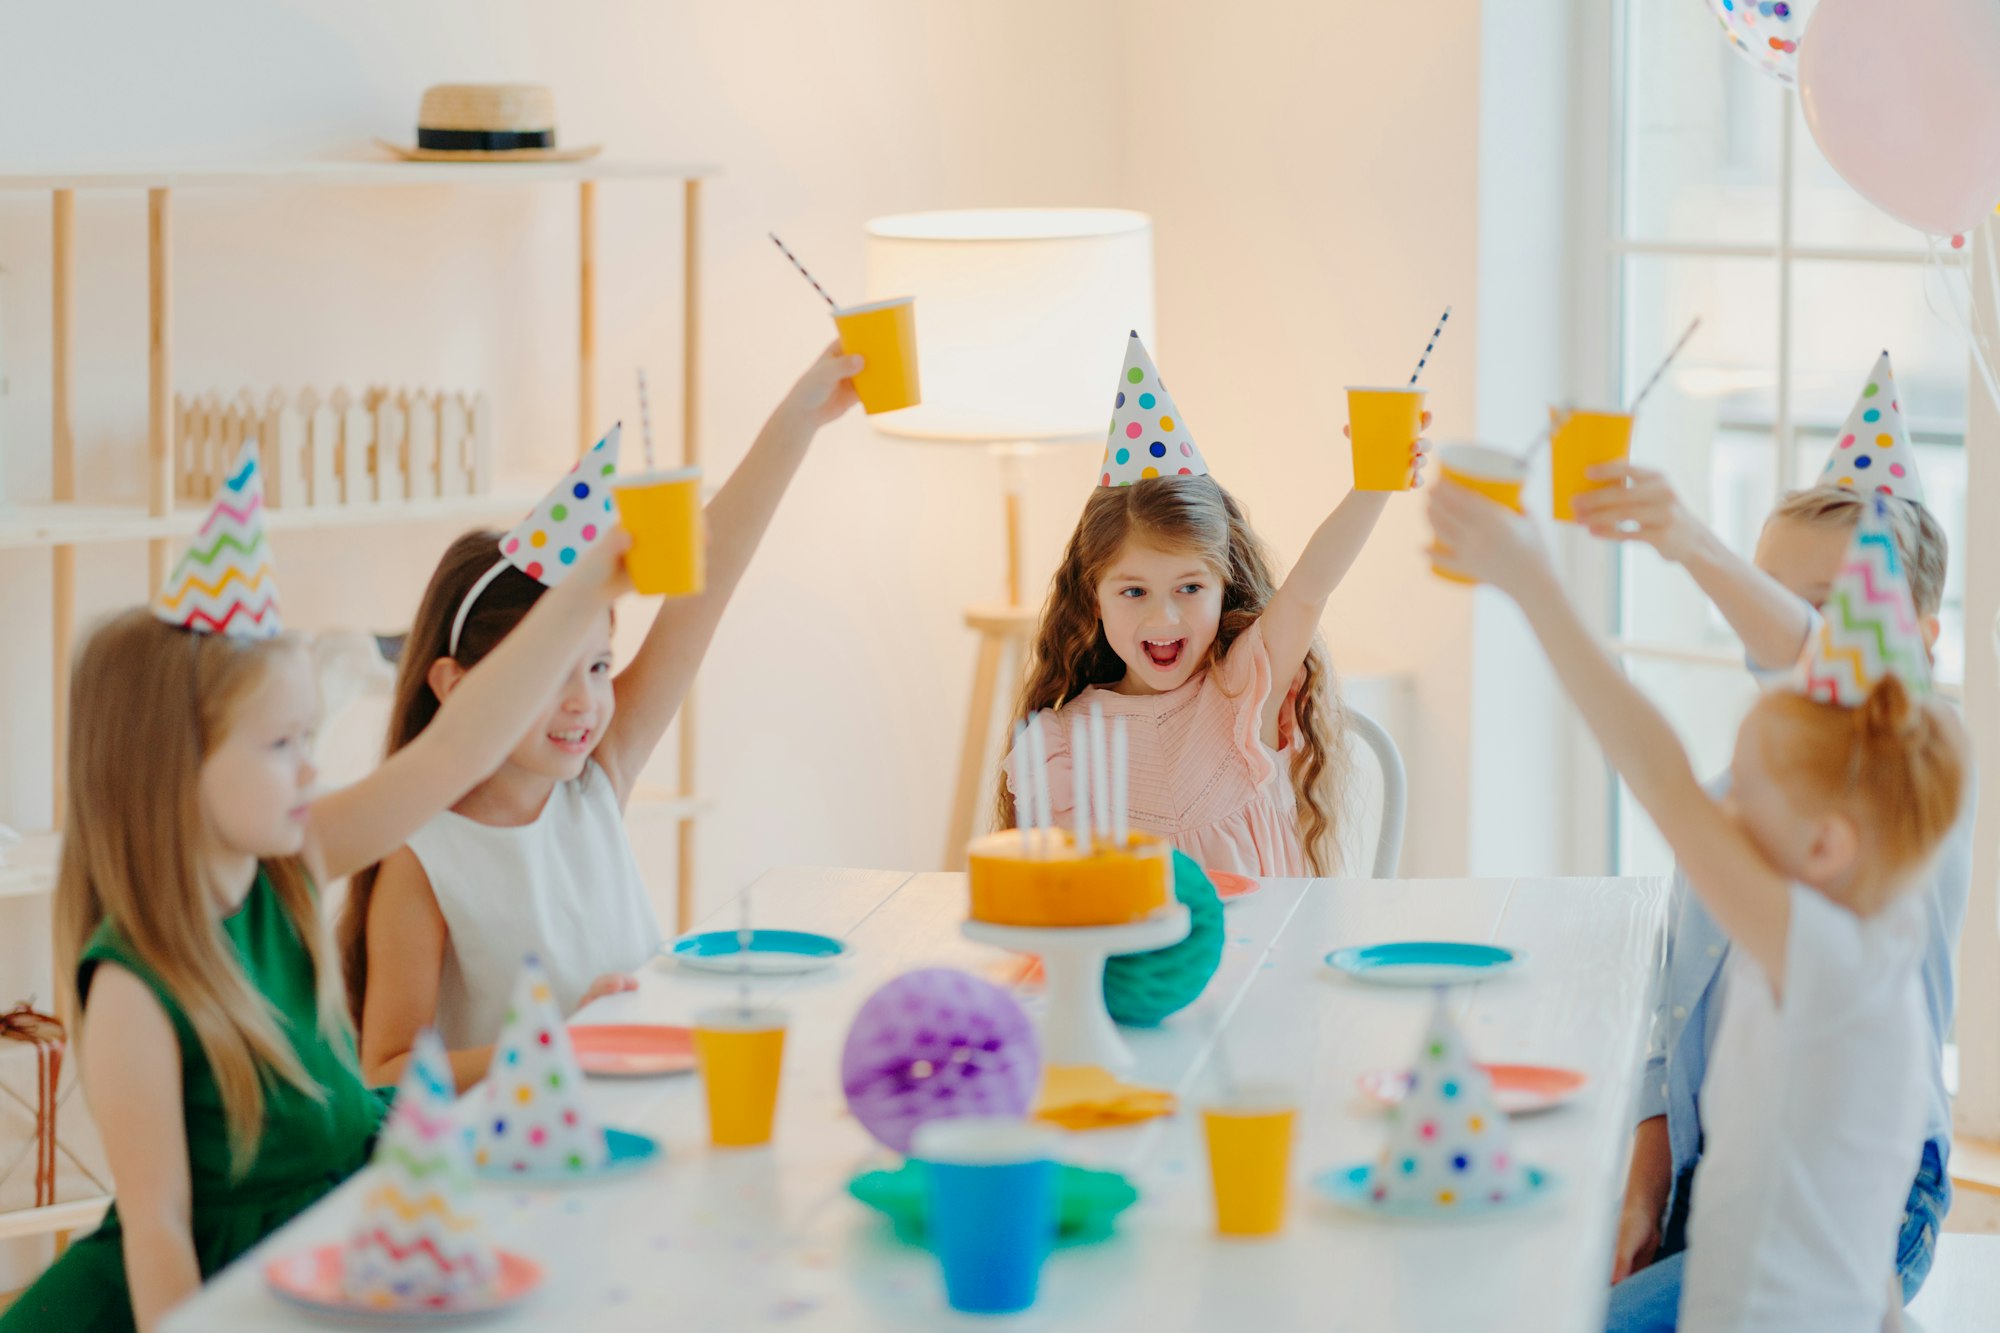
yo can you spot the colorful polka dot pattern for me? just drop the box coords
[1099,332,1210,488]
[1704,0,1814,86]
[1819,351,1924,504]
[496,422,624,589]
[1367,992,1529,1211]
[473,955,609,1177]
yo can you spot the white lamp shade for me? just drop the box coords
[862,208,1154,443]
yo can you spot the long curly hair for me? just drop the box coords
[996,475,1350,873]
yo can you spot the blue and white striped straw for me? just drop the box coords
[1409,305,1453,386]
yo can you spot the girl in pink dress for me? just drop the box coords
[999,333,1426,877]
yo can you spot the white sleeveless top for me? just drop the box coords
[406,760,665,1050]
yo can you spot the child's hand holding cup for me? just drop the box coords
[1426,446,1548,593]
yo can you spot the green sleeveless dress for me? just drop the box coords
[0,868,389,1333]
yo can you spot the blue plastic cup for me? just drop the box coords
[913,1117,1060,1315]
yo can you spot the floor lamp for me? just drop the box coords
[861,208,1155,869]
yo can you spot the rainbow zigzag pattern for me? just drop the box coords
[343,1030,498,1309]
[153,445,282,638]
[1799,498,1929,708]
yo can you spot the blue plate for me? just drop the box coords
[1312,1162,1560,1220]
[671,928,848,975]
[1324,941,1521,986]
[473,1125,660,1187]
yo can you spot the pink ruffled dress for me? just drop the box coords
[1002,620,1307,878]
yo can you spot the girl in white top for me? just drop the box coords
[340,344,862,1089]
[1428,482,1965,1333]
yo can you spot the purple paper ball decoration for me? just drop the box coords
[840,968,1041,1155]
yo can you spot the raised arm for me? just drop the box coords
[1257,421,1431,731]
[304,530,632,884]
[593,343,860,803]
[1429,480,1794,984]
[1571,462,1813,672]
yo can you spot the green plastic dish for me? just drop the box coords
[848,1159,1139,1247]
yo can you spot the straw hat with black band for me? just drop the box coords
[379,84,601,163]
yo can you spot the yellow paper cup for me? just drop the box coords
[611,467,705,598]
[1202,1090,1296,1237]
[693,1005,787,1148]
[1550,409,1634,523]
[1346,386,1428,492]
[1431,443,1528,585]
[834,296,921,415]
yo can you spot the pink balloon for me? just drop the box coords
[1799,0,2000,237]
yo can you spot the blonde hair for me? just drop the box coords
[1751,676,1965,914]
[1770,487,1948,619]
[999,476,1351,873]
[55,610,350,1177]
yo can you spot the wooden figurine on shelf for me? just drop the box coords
[172,384,490,508]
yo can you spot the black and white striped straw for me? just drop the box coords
[636,368,656,470]
[1627,316,1702,413]
[1409,305,1453,386]
[768,232,839,311]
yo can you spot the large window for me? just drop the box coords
[1603,1,1972,875]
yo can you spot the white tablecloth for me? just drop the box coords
[165,868,1665,1333]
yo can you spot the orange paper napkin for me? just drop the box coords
[1034,1064,1177,1131]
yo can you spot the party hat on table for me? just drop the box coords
[1795,493,1931,708]
[473,956,608,1177]
[498,423,623,585]
[1367,992,1527,1211]
[343,1030,498,1309]
[1818,352,1925,504]
[1100,332,1209,487]
[152,442,281,638]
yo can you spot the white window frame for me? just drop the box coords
[1573,1,2000,1135]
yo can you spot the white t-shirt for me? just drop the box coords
[1680,883,1928,1332]
[407,760,665,1049]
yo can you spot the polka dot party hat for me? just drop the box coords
[499,423,623,584]
[1704,0,1815,87]
[1819,351,1925,504]
[473,956,608,1178]
[1795,492,1932,708]
[344,1029,498,1309]
[152,441,282,639]
[1100,332,1209,487]
[1368,991,1528,1212]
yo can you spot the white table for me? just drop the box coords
[165,869,1665,1333]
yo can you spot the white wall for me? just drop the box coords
[0,0,1128,917]
[0,0,1579,948]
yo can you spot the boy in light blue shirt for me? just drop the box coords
[1573,461,1967,1332]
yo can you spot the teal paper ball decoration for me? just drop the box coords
[1103,851,1224,1027]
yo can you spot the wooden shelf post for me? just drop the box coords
[578,180,596,456]
[50,190,74,823]
[675,179,703,934]
[146,189,173,590]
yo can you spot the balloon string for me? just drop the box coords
[1924,229,2000,418]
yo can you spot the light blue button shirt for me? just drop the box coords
[1636,654,1975,1228]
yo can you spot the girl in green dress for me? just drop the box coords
[0,482,631,1333]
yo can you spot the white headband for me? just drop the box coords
[447,558,511,658]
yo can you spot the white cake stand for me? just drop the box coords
[963,904,1191,1072]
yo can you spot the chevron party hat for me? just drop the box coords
[1796,492,1932,708]
[1366,992,1529,1212]
[473,956,607,1178]
[499,423,622,585]
[1818,351,1925,504]
[152,442,281,638]
[344,1029,498,1309]
[1099,332,1210,487]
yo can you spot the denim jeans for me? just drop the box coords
[1603,1141,1949,1331]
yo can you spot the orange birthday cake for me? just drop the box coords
[966,830,1171,928]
